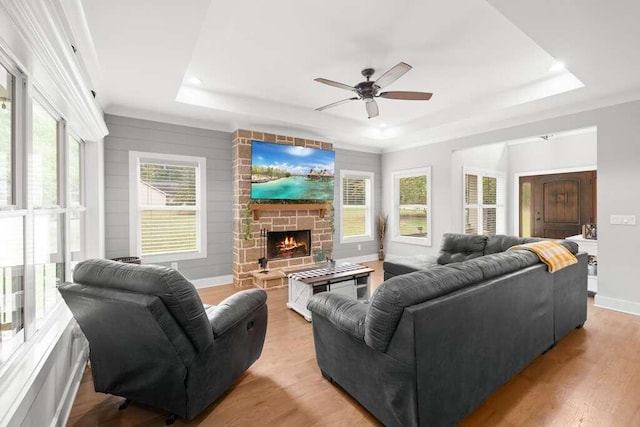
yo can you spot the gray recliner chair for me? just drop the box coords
[58,259,268,423]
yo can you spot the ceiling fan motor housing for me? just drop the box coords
[355,80,377,101]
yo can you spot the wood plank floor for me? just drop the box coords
[68,261,640,426]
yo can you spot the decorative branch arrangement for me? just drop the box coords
[377,212,388,260]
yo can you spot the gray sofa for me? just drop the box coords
[308,234,587,426]
[58,259,268,422]
[383,233,568,280]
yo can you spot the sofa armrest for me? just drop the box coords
[383,255,438,280]
[206,289,267,338]
[307,293,368,341]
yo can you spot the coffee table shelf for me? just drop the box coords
[286,263,373,322]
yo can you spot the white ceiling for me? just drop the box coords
[76,0,640,152]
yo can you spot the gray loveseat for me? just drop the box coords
[307,234,587,426]
[59,259,268,422]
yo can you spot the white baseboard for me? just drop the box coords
[52,343,89,427]
[191,274,233,288]
[594,294,640,317]
[337,253,379,264]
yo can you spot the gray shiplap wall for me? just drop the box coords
[104,114,233,280]
[333,148,382,260]
[104,115,382,279]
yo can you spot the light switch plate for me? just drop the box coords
[610,214,636,225]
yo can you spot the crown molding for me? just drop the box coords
[0,0,108,141]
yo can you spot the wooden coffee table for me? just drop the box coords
[286,263,374,321]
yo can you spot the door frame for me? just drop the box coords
[513,165,597,236]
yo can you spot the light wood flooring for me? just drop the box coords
[68,261,640,426]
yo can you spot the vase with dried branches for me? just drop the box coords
[377,212,388,260]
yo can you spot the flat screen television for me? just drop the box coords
[250,140,335,201]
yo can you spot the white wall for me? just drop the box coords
[382,99,640,316]
[508,131,597,175]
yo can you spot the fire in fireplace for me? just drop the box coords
[267,230,311,260]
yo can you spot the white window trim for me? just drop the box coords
[339,170,374,244]
[462,167,506,236]
[129,151,207,263]
[66,133,86,271]
[392,167,432,246]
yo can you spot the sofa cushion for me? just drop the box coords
[437,233,488,264]
[461,251,539,280]
[484,235,525,255]
[383,255,438,278]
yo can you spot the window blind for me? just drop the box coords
[342,177,367,237]
[464,171,502,236]
[139,163,198,254]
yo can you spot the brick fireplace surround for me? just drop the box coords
[232,130,334,288]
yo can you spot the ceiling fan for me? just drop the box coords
[314,62,432,119]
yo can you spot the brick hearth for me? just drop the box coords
[232,130,334,288]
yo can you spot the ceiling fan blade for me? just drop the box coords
[374,62,412,89]
[366,100,379,119]
[316,97,358,111]
[379,91,433,100]
[314,78,356,91]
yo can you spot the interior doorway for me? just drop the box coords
[519,170,597,238]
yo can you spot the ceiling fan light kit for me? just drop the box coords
[314,62,433,119]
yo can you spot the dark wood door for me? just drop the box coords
[520,171,596,238]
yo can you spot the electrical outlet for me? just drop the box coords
[610,214,636,225]
[357,244,362,251]
[171,262,178,270]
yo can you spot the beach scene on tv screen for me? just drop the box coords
[251,141,335,200]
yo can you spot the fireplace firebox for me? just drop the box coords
[267,230,311,260]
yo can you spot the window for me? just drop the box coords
[392,167,432,246]
[129,152,207,263]
[340,170,373,243]
[463,168,505,236]
[32,100,64,328]
[0,63,24,362]
[0,61,86,365]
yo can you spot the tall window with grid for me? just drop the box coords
[32,101,65,328]
[392,167,432,246]
[463,168,505,236]
[340,171,373,243]
[0,63,24,361]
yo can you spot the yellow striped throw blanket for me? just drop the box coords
[508,240,577,272]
